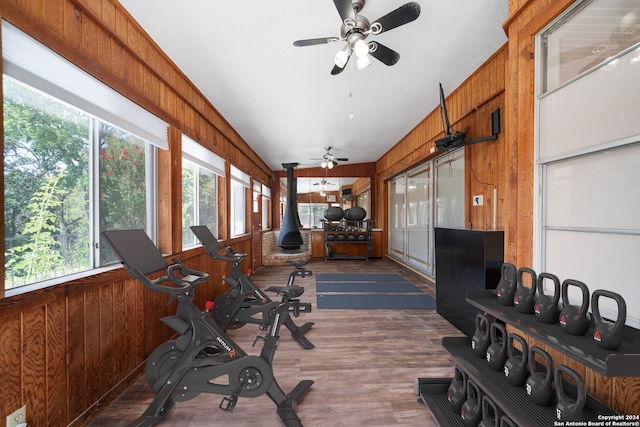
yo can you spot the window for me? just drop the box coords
[230,166,250,237]
[261,184,271,231]
[357,190,371,221]
[181,135,223,248]
[540,0,640,94]
[3,22,167,292]
[298,203,328,229]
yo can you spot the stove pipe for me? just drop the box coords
[277,163,303,250]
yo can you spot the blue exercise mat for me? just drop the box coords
[317,294,436,309]
[315,273,408,282]
[316,282,422,293]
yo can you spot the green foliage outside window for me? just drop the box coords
[4,77,152,289]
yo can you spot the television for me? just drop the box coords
[435,83,466,150]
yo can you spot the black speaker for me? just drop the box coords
[491,108,500,135]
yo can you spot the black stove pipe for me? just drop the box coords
[277,163,303,250]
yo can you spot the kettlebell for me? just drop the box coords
[592,289,627,350]
[460,379,483,427]
[471,313,491,358]
[559,279,591,336]
[503,333,529,387]
[496,263,517,306]
[525,346,555,406]
[555,365,586,421]
[513,267,537,314]
[500,415,518,427]
[486,322,507,371]
[534,272,562,324]
[447,365,468,413]
[478,396,502,427]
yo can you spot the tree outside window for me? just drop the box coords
[3,77,155,290]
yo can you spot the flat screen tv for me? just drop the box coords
[435,83,466,150]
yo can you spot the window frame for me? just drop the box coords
[3,22,167,295]
[181,134,223,249]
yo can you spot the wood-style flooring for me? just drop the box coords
[87,258,465,426]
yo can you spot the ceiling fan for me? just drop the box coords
[313,178,337,187]
[293,0,421,75]
[311,146,349,169]
[555,9,640,74]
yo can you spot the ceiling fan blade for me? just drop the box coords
[579,54,617,74]
[335,158,349,162]
[294,37,340,47]
[368,42,400,66]
[371,2,421,35]
[333,0,357,25]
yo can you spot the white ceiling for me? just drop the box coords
[118,0,509,171]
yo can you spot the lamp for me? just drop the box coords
[353,38,369,58]
[333,44,351,69]
[356,55,371,70]
[327,161,335,169]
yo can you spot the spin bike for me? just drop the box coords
[102,229,313,427]
[190,225,315,349]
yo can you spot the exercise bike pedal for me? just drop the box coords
[286,300,312,317]
[219,395,238,412]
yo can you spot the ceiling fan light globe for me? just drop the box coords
[357,55,371,70]
[354,39,369,58]
[333,50,349,68]
[327,161,334,169]
[321,160,328,168]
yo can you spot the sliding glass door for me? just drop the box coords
[388,148,464,276]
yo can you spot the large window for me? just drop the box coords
[3,22,166,292]
[230,166,250,237]
[181,135,223,247]
[536,0,640,328]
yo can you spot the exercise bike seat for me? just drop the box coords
[265,285,304,299]
[285,260,307,268]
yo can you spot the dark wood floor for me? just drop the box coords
[88,258,464,426]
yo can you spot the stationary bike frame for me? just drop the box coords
[102,229,313,427]
[190,225,315,349]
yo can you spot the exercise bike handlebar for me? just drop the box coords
[224,245,248,260]
[128,261,209,295]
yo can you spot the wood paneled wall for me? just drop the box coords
[0,0,266,425]
[375,47,507,246]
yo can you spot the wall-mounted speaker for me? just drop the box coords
[491,108,500,135]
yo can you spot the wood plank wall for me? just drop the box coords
[375,47,507,249]
[0,0,264,424]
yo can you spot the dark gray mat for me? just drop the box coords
[316,282,422,293]
[317,294,436,309]
[315,273,408,282]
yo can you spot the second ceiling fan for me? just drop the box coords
[311,146,349,169]
[293,0,421,75]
